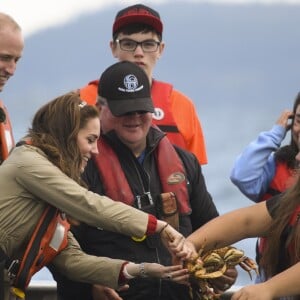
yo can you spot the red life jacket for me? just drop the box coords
[0,100,15,163]
[1,206,70,299]
[261,162,298,201]
[93,131,191,215]
[258,162,298,258]
[80,79,187,149]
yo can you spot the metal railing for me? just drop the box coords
[26,281,57,300]
[26,281,239,300]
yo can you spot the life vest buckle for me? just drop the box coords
[136,192,154,209]
[7,259,19,280]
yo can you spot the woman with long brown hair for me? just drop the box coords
[230,93,300,286]
[186,179,300,299]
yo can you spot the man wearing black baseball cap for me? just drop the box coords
[98,61,154,117]
[78,3,208,166]
[55,60,237,300]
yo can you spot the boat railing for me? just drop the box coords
[26,281,242,300]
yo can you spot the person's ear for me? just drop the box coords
[110,40,118,58]
[158,41,165,58]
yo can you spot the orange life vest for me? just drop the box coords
[150,80,186,148]
[1,206,69,299]
[93,131,191,215]
[0,100,15,163]
[261,162,298,201]
[80,79,187,149]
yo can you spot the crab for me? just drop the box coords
[185,246,259,300]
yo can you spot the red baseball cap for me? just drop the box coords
[113,4,163,36]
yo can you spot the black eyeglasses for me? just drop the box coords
[116,39,161,53]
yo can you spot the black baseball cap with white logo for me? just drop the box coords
[98,61,154,117]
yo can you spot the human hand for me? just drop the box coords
[276,109,293,131]
[159,224,197,262]
[126,262,190,285]
[149,263,190,285]
[231,283,273,300]
[92,284,128,300]
[171,239,198,264]
[208,267,238,294]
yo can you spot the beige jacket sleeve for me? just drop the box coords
[9,145,150,238]
[52,231,125,289]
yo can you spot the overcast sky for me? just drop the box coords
[1,0,300,37]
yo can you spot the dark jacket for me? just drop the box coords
[52,127,219,300]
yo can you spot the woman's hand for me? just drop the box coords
[126,262,190,285]
[231,283,273,300]
[158,222,197,262]
[147,263,190,285]
[276,109,293,131]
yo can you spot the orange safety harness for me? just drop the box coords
[0,100,15,163]
[150,80,186,149]
[0,197,70,299]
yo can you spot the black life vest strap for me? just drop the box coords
[0,247,19,300]
[157,124,180,133]
[265,187,281,197]
[0,107,6,123]
[0,257,4,300]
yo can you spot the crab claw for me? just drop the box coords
[239,257,259,280]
